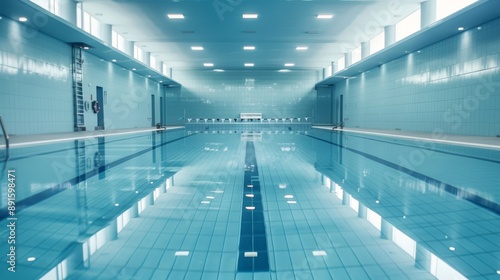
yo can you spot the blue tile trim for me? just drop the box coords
[308,134,500,216]
[0,133,194,220]
[237,142,270,272]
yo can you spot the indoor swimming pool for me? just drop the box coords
[0,128,499,280]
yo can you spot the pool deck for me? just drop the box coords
[312,126,500,150]
[1,126,184,148]
[2,125,500,150]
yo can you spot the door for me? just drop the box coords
[151,94,156,126]
[339,94,343,126]
[160,96,164,125]
[96,86,104,129]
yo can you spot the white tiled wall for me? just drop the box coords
[336,17,500,137]
[0,17,73,135]
[82,53,162,130]
[0,16,163,135]
[166,69,320,125]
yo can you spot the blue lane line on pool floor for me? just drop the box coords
[237,141,270,272]
[308,134,500,216]
[0,133,194,220]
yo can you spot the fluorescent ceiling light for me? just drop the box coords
[167,14,184,19]
[213,69,225,72]
[244,63,254,67]
[317,14,333,19]
[112,59,117,62]
[284,63,294,67]
[243,14,258,19]
[132,68,136,71]
[278,69,291,72]
[244,46,255,50]
[191,46,204,50]
[458,27,464,31]
[203,63,214,67]
[296,46,308,51]
[18,17,28,22]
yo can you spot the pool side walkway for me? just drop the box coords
[1,126,184,148]
[312,126,500,150]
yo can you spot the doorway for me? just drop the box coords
[339,94,343,127]
[96,86,104,130]
[151,94,156,127]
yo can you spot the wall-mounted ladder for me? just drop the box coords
[72,44,85,131]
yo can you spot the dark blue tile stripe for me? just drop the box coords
[308,134,500,216]
[0,133,194,220]
[237,142,270,272]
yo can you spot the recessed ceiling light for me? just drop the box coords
[112,59,117,62]
[458,27,464,31]
[18,17,28,22]
[83,46,90,50]
[159,81,163,83]
[244,46,255,50]
[242,14,258,19]
[284,63,294,67]
[278,69,291,72]
[132,68,136,71]
[317,14,333,19]
[296,46,308,51]
[244,63,254,67]
[203,63,214,67]
[167,14,184,19]
[213,69,225,72]
[191,46,204,51]
[27,257,36,262]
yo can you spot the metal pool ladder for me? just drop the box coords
[0,115,9,159]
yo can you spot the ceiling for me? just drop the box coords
[79,0,423,70]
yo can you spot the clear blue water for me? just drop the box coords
[0,129,499,280]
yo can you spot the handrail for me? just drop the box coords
[0,115,9,157]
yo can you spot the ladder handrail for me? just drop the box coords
[0,115,9,154]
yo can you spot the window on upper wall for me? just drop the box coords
[326,65,332,77]
[336,56,345,72]
[162,63,169,77]
[31,0,59,16]
[111,29,126,52]
[351,46,362,64]
[133,44,144,63]
[90,16,101,38]
[76,3,82,29]
[436,0,477,20]
[77,6,102,39]
[396,9,421,42]
[82,11,91,33]
[369,31,385,55]
[150,55,157,70]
